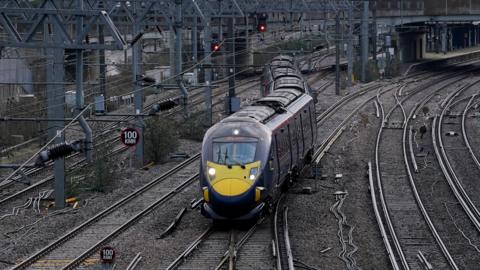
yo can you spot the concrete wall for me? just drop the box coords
[376,0,480,17]
[424,0,480,15]
[377,1,425,17]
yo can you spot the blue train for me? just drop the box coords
[199,56,317,220]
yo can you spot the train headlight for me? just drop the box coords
[249,167,259,181]
[208,167,216,180]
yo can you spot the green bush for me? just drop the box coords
[176,113,208,142]
[66,142,116,195]
[145,117,179,163]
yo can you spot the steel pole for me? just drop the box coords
[372,1,377,61]
[204,19,213,126]
[335,13,340,95]
[227,16,236,113]
[98,0,106,98]
[169,27,175,83]
[192,15,198,84]
[361,1,369,82]
[76,0,92,163]
[48,25,66,209]
[347,3,353,86]
[133,8,144,168]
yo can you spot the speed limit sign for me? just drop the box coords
[100,246,115,263]
[120,128,140,147]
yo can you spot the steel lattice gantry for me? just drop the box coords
[0,0,357,208]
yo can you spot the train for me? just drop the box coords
[199,55,317,220]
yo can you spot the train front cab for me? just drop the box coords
[200,122,272,220]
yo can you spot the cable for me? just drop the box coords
[5,44,254,117]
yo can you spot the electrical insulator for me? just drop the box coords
[35,141,82,166]
[149,98,180,115]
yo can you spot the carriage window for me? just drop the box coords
[213,142,257,165]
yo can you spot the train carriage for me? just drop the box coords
[199,56,317,220]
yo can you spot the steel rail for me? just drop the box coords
[367,161,399,270]
[408,126,418,173]
[0,144,127,206]
[402,101,459,270]
[125,253,142,270]
[0,77,259,205]
[228,230,236,270]
[370,72,477,270]
[461,94,480,169]
[316,83,380,125]
[313,85,396,162]
[10,153,200,270]
[436,81,480,231]
[273,195,285,270]
[432,116,480,232]
[315,68,458,126]
[165,226,214,270]
[0,73,258,192]
[283,207,295,270]
[62,173,200,269]
[213,217,266,270]
[373,88,409,270]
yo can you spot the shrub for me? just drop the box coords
[176,113,208,142]
[144,117,179,163]
[66,142,116,195]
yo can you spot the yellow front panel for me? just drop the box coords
[203,187,209,202]
[207,161,261,197]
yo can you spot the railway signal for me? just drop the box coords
[211,41,221,52]
[257,22,266,32]
[257,13,268,32]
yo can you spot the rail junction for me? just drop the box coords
[2,1,480,270]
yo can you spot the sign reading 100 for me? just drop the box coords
[120,128,139,147]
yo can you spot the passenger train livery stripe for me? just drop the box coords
[207,161,261,196]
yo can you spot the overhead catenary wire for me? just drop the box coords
[1,21,322,182]
[3,28,277,117]
[2,20,308,116]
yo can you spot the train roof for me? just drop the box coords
[221,88,304,124]
[272,55,294,63]
[272,67,301,79]
[274,77,305,92]
[270,60,294,69]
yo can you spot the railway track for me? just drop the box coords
[273,196,294,270]
[302,67,477,269]
[162,194,293,270]
[370,70,480,269]
[3,64,330,269]
[435,84,480,230]
[0,77,260,207]
[163,218,269,270]
[10,154,200,270]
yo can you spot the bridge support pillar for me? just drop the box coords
[474,26,478,47]
[398,31,426,62]
[441,24,447,54]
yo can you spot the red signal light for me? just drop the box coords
[258,23,266,32]
[211,43,220,52]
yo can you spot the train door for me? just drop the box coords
[309,104,317,143]
[299,112,305,158]
[278,128,290,184]
[302,108,312,151]
[273,135,281,187]
[288,123,298,170]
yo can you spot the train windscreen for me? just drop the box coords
[212,142,257,166]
